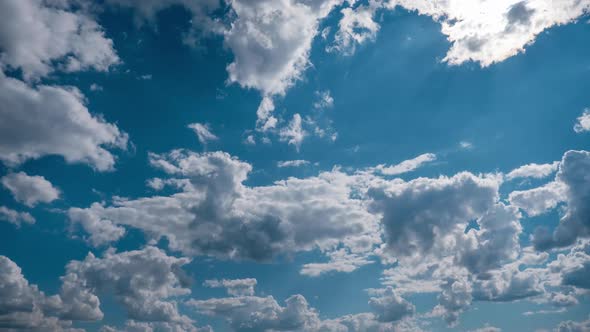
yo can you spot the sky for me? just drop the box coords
[0,0,590,331]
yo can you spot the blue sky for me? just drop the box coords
[1,1,590,331]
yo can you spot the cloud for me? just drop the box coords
[188,294,321,331]
[279,114,306,150]
[63,246,195,325]
[188,123,218,145]
[369,171,500,260]
[224,0,340,125]
[368,287,415,322]
[277,160,310,168]
[329,1,382,55]
[300,248,374,276]
[313,90,334,110]
[0,72,128,171]
[0,0,119,80]
[508,181,566,217]
[0,206,35,227]
[371,153,437,176]
[203,278,257,297]
[189,279,415,332]
[554,315,590,332]
[2,172,59,207]
[333,0,590,67]
[529,150,590,250]
[574,109,590,133]
[69,150,379,262]
[506,161,560,180]
[547,240,590,290]
[433,277,472,326]
[0,255,99,331]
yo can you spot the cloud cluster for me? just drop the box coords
[330,0,590,67]
[0,206,35,227]
[68,149,379,263]
[2,172,59,207]
[0,0,119,80]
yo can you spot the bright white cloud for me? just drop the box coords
[574,109,590,133]
[0,0,119,80]
[333,0,590,67]
[188,123,218,145]
[300,249,374,276]
[1,172,59,207]
[506,161,559,180]
[279,114,306,150]
[0,72,128,171]
[508,181,566,217]
[277,160,310,168]
[372,153,437,176]
[0,206,35,227]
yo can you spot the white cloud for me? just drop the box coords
[0,0,119,80]
[527,150,590,250]
[506,161,560,180]
[334,0,590,67]
[203,278,257,297]
[300,248,374,276]
[69,150,379,262]
[0,206,35,227]
[62,246,195,325]
[329,1,382,55]
[0,72,128,171]
[0,255,100,331]
[508,181,566,217]
[279,114,306,150]
[313,90,334,110]
[574,109,590,133]
[368,286,415,322]
[188,123,218,145]
[277,160,310,168]
[371,153,436,176]
[554,316,590,332]
[2,172,59,207]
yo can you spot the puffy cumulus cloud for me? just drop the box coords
[100,320,213,332]
[67,206,126,247]
[188,294,321,331]
[369,172,501,260]
[471,264,544,302]
[68,149,379,262]
[0,206,35,227]
[0,72,129,171]
[391,0,590,66]
[203,278,257,297]
[506,161,560,180]
[62,246,195,325]
[547,240,590,290]
[574,109,590,133]
[508,181,566,217]
[0,0,119,80]
[332,0,590,67]
[368,287,415,322]
[279,114,306,150]
[189,280,416,332]
[457,204,523,274]
[224,0,340,126]
[188,123,218,146]
[1,172,59,207]
[529,150,590,250]
[370,153,437,176]
[433,277,472,326]
[554,316,590,332]
[0,255,98,331]
[300,248,374,276]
